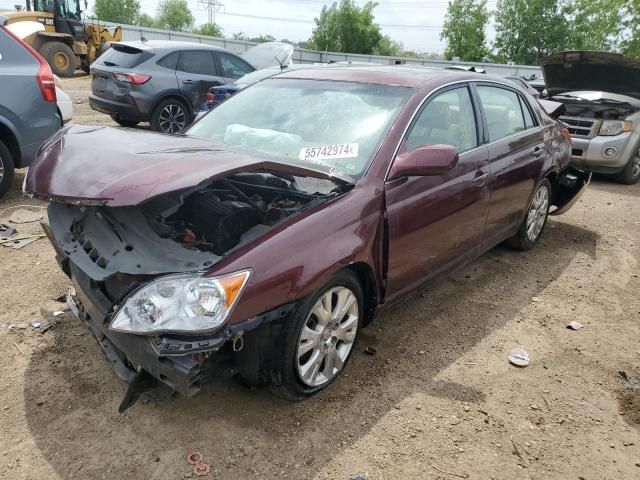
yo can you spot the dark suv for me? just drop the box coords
[0,26,61,199]
[89,41,256,133]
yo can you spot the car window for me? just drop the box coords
[404,86,478,153]
[477,85,528,141]
[178,50,217,76]
[96,45,152,68]
[156,51,180,70]
[519,96,536,128]
[218,53,254,78]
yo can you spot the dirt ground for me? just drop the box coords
[0,76,639,480]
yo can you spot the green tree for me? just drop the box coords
[493,0,568,64]
[440,0,489,61]
[155,0,194,32]
[564,0,624,51]
[373,35,404,56]
[619,0,640,58]
[137,13,158,28]
[309,0,383,54]
[232,32,248,40]
[193,23,223,37]
[94,0,140,24]
[249,34,276,43]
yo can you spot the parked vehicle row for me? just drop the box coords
[0,25,61,198]
[24,65,589,409]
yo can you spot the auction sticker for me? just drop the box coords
[299,143,359,161]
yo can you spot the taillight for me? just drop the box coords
[2,26,56,102]
[561,127,573,144]
[207,92,215,102]
[113,72,151,84]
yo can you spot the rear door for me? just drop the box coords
[215,52,255,83]
[384,84,490,299]
[176,50,226,110]
[474,83,545,242]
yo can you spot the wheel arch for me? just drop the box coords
[0,118,21,168]
[342,262,379,326]
[151,92,194,116]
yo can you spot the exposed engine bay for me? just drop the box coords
[142,172,332,255]
[551,96,639,119]
[46,172,338,285]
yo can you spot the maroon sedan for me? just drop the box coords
[25,66,589,410]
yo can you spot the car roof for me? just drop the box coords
[116,40,228,53]
[276,64,502,88]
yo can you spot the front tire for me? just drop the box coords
[274,271,363,400]
[151,98,191,134]
[39,41,76,78]
[0,140,15,199]
[505,179,551,251]
[614,151,640,185]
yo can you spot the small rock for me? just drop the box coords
[153,457,160,462]
[531,296,542,302]
[463,406,470,412]
[609,443,615,448]
[418,350,425,355]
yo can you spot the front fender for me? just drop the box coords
[210,182,385,325]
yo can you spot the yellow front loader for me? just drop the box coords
[1,0,122,77]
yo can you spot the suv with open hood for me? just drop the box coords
[541,51,640,184]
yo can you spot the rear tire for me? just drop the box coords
[0,140,15,199]
[39,41,76,78]
[504,179,551,251]
[151,98,192,134]
[272,270,363,401]
[111,115,140,128]
[614,151,640,185]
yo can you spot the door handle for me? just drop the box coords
[532,146,544,157]
[472,171,489,186]
[182,79,196,85]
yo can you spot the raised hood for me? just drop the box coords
[541,51,640,99]
[24,125,348,207]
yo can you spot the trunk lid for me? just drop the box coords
[540,51,640,99]
[24,125,349,206]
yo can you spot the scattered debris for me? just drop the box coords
[12,342,25,356]
[0,233,45,249]
[186,451,210,477]
[431,463,468,478]
[531,296,542,302]
[567,321,584,330]
[619,371,640,391]
[364,346,377,355]
[508,346,530,367]
[53,311,65,317]
[30,321,42,329]
[0,223,17,239]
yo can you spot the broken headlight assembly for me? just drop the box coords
[109,270,251,335]
[599,120,632,136]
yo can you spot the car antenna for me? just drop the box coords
[274,54,286,71]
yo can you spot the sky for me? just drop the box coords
[1,0,499,54]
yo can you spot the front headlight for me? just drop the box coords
[110,270,251,335]
[599,120,632,136]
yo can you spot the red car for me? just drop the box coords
[25,66,589,410]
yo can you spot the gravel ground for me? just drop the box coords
[0,76,638,480]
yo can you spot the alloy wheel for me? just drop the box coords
[526,184,549,242]
[158,104,187,133]
[295,286,359,388]
[631,152,640,179]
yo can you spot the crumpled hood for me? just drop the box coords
[24,125,347,207]
[541,51,640,99]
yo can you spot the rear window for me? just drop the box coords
[156,51,180,70]
[96,45,153,68]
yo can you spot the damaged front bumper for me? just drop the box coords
[61,260,294,410]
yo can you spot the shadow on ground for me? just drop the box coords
[22,220,597,479]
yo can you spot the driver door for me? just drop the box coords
[384,84,490,300]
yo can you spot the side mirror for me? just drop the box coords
[388,144,459,180]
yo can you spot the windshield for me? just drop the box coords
[187,78,410,181]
